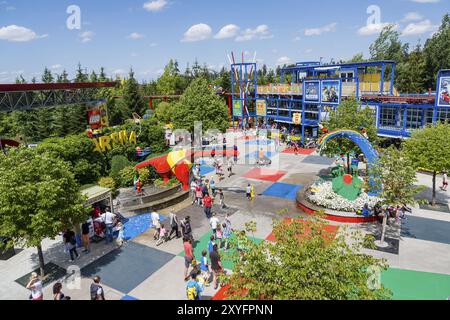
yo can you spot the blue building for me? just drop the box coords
[230,60,450,143]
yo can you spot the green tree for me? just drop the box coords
[173,77,230,132]
[321,99,378,172]
[423,14,450,89]
[396,43,426,93]
[41,67,54,83]
[157,59,184,95]
[0,148,88,276]
[37,134,105,185]
[122,69,145,115]
[222,218,391,300]
[75,63,89,82]
[368,146,422,205]
[403,122,450,206]
[155,101,175,124]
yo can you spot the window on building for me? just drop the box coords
[437,108,450,123]
[406,108,423,130]
[379,107,398,128]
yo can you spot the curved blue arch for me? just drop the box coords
[319,130,380,196]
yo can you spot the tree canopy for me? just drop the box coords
[403,122,450,205]
[172,77,230,132]
[222,218,391,300]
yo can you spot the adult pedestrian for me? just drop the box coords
[151,211,161,240]
[233,145,238,164]
[53,282,68,301]
[217,189,226,209]
[209,244,223,290]
[183,237,194,281]
[81,220,91,254]
[26,272,43,301]
[246,184,252,200]
[181,216,193,242]
[90,276,105,300]
[210,178,216,198]
[222,137,227,158]
[101,208,116,243]
[210,213,220,238]
[440,172,448,191]
[190,179,198,204]
[227,157,233,178]
[202,180,209,198]
[63,229,79,262]
[195,184,203,206]
[203,194,213,219]
[169,210,181,239]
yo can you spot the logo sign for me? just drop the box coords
[321,80,341,105]
[93,130,137,153]
[256,99,267,117]
[292,113,302,125]
[304,81,321,102]
[233,100,243,117]
[437,76,450,107]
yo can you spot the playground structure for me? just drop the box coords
[229,58,450,141]
[297,130,380,223]
[135,149,193,191]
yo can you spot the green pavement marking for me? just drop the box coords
[179,231,263,270]
[382,268,450,300]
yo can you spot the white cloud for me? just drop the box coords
[357,23,398,36]
[143,0,168,12]
[402,19,439,36]
[181,23,212,42]
[149,42,158,47]
[402,12,423,22]
[0,25,47,42]
[214,24,240,39]
[51,64,62,70]
[235,25,273,42]
[276,56,292,66]
[292,36,301,42]
[410,0,440,3]
[79,31,94,43]
[128,32,145,40]
[304,23,337,36]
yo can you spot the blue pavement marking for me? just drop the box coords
[401,215,450,245]
[200,166,215,176]
[81,242,175,294]
[262,182,304,201]
[121,295,140,300]
[245,140,274,146]
[123,213,167,241]
[245,151,277,159]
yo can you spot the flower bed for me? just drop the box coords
[308,181,381,212]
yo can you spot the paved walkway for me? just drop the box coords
[1,130,450,300]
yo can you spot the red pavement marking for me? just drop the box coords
[265,218,339,243]
[243,168,286,182]
[282,148,316,155]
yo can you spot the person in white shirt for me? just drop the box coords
[190,180,198,204]
[101,208,116,243]
[210,213,220,239]
[26,272,43,300]
[151,211,161,240]
[441,172,448,191]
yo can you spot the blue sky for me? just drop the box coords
[0,0,448,83]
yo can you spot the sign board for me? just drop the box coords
[93,130,137,153]
[256,99,267,117]
[233,100,243,117]
[437,76,450,107]
[292,113,302,125]
[321,80,341,105]
[87,101,109,130]
[304,81,320,102]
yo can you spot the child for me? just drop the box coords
[156,224,168,246]
[200,250,211,286]
[195,184,203,206]
[246,184,252,200]
[222,222,231,251]
[116,222,125,247]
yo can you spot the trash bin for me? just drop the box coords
[0,237,15,260]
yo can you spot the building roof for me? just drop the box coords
[81,186,112,204]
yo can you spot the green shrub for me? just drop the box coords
[119,166,138,188]
[138,168,151,186]
[110,155,131,177]
[98,177,116,192]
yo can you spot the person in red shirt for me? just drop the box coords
[183,238,194,281]
[203,194,213,219]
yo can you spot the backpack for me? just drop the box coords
[186,283,198,300]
